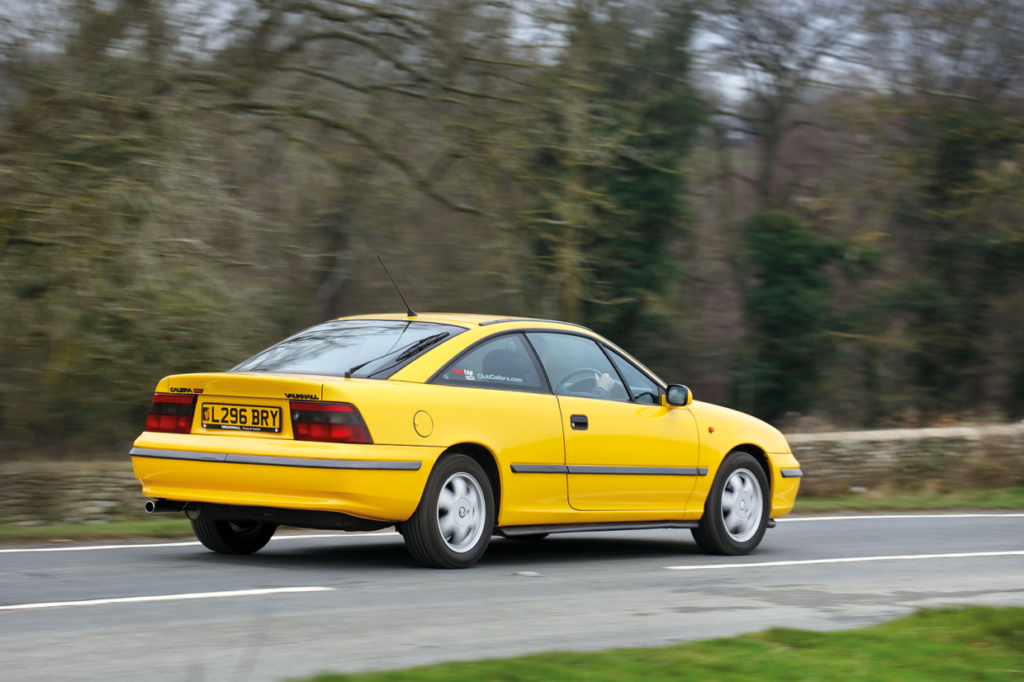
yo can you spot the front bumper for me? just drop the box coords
[767,452,802,517]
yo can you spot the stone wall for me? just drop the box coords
[0,461,144,525]
[789,423,1024,496]
[1,423,1023,524]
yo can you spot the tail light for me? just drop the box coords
[147,394,196,434]
[290,401,373,444]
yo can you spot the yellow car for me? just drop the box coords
[132,313,802,568]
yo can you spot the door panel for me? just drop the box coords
[558,396,701,511]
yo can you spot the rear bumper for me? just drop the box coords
[130,435,444,523]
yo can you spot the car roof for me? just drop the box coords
[337,312,592,332]
[339,312,664,387]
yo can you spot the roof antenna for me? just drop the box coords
[377,254,417,317]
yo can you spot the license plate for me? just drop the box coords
[201,403,282,433]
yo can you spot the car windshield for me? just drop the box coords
[232,320,466,378]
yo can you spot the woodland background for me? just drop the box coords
[2,0,1024,457]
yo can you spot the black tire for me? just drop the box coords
[689,525,716,553]
[191,518,277,555]
[401,454,495,568]
[692,451,770,556]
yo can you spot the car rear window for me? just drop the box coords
[232,320,466,379]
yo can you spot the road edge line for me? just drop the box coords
[665,550,1024,571]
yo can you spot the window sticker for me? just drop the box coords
[477,373,523,384]
[433,333,544,392]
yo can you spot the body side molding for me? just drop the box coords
[510,464,708,476]
[129,447,422,471]
[130,447,226,462]
[568,465,702,476]
[510,464,568,474]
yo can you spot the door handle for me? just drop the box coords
[570,414,588,430]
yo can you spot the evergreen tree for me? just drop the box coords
[896,102,1024,410]
[526,1,702,354]
[740,211,837,421]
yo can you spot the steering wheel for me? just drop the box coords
[560,367,606,386]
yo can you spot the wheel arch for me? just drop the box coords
[729,443,771,492]
[438,442,502,520]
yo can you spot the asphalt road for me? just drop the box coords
[1,514,1023,682]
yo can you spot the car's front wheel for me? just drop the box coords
[401,454,495,568]
[191,518,277,555]
[692,451,770,555]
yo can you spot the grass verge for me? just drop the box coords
[292,607,1024,682]
[0,519,194,543]
[794,486,1024,513]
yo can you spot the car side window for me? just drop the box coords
[433,333,546,393]
[525,333,628,401]
[608,351,661,404]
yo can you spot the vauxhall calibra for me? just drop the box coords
[132,313,802,568]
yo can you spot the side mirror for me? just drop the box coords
[666,384,692,406]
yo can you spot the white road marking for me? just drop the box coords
[780,513,1024,522]
[665,550,1024,571]
[0,541,202,554]
[0,586,335,612]
[0,531,400,554]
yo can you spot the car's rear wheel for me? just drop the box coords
[692,451,769,555]
[191,518,277,555]
[401,454,494,568]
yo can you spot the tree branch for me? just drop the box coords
[224,100,482,215]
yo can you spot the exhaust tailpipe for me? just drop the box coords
[145,499,188,514]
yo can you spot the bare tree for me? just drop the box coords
[701,0,865,210]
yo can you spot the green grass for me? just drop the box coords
[0,518,194,543]
[291,607,1024,681]
[794,486,1024,513]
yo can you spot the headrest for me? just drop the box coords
[482,349,529,382]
